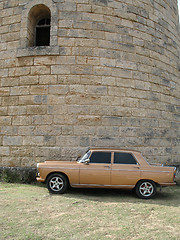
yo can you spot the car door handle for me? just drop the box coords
[104,166,110,168]
[134,166,140,169]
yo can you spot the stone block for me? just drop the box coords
[10,86,30,96]
[47,105,68,115]
[17,57,33,67]
[120,127,139,137]
[0,107,8,115]
[12,116,31,126]
[9,67,30,77]
[91,137,121,148]
[97,126,119,137]
[19,76,39,85]
[30,86,48,95]
[80,136,90,147]
[71,65,93,75]
[77,115,101,126]
[108,86,126,97]
[39,75,57,85]
[23,136,44,146]
[77,4,92,12]
[54,115,76,125]
[51,65,71,75]
[32,115,53,125]
[8,106,27,115]
[68,105,90,115]
[1,78,19,87]
[3,136,22,146]
[0,147,10,156]
[74,125,96,136]
[0,126,18,135]
[102,76,115,86]
[11,147,34,157]
[101,96,120,106]
[62,126,73,135]
[18,126,35,136]
[27,105,46,115]
[34,56,56,66]
[49,85,69,95]
[19,95,47,105]
[47,95,65,105]
[43,136,56,146]
[0,87,10,96]
[31,66,50,75]
[58,75,81,84]
[65,94,101,105]
[56,136,79,147]
[85,85,107,95]
[80,75,101,85]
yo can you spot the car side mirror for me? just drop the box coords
[84,159,90,165]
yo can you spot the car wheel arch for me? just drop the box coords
[45,171,70,186]
[135,179,158,187]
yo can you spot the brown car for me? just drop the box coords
[36,148,177,199]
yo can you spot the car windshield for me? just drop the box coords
[78,150,91,163]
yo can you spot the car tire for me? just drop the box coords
[47,173,68,194]
[135,180,157,199]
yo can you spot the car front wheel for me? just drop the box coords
[136,180,157,199]
[47,173,68,194]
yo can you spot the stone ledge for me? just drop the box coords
[17,46,60,58]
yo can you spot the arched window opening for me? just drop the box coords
[27,4,51,47]
[36,18,51,46]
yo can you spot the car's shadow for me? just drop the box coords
[64,186,180,207]
[36,183,180,207]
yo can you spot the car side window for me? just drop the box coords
[90,152,111,164]
[114,152,137,164]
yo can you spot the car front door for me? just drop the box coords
[79,151,111,185]
[111,152,141,186]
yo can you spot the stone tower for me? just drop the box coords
[0,0,179,168]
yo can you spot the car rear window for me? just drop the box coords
[114,152,137,164]
[90,152,111,164]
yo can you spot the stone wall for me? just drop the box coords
[0,0,180,167]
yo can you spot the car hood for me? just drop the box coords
[38,160,79,168]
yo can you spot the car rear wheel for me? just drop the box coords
[136,180,157,199]
[47,173,68,194]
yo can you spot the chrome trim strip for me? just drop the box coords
[38,166,79,170]
[140,170,171,173]
[72,184,135,187]
[111,169,170,173]
[111,169,140,172]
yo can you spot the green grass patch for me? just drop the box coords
[0,183,180,240]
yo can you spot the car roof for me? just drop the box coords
[89,148,141,153]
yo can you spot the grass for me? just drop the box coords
[0,183,180,240]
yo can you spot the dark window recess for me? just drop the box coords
[114,152,137,164]
[35,18,50,46]
[90,152,111,164]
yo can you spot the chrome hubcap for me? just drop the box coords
[139,182,153,197]
[49,176,64,192]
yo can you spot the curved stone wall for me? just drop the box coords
[0,0,179,167]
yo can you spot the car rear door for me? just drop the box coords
[111,152,141,186]
[79,151,111,185]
